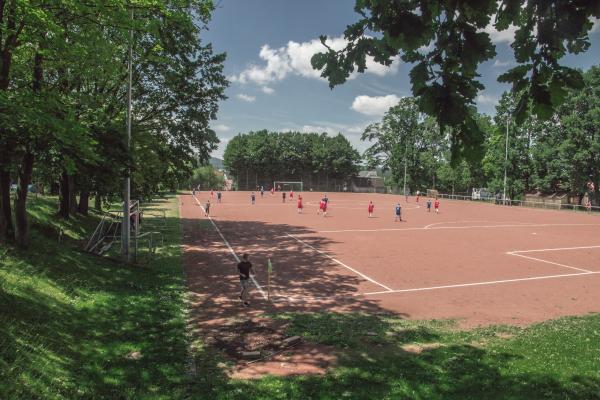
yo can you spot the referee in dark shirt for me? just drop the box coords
[237,254,253,307]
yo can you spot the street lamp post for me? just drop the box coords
[403,137,408,197]
[122,8,133,261]
[502,116,509,206]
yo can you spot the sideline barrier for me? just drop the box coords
[436,193,600,213]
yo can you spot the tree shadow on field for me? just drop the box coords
[180,202,600,399]
[180,216,400,327]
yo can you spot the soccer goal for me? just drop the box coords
[274,181,303,192]
[427,189,439,198]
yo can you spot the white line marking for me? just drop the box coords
[507,252,593,273]
[318,223,600,234]
[191,193,267,300]
[509,245,600,253]
[361,271,600,296]
[422,219,529,230]
[286,233,394,292]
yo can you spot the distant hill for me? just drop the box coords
[209,157,224,170]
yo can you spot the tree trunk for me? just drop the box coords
[58,170,70,218]
[0,167,14,241]
[94,193,102,211]
[78,190,89,215]
[68,175,77,214]
[15,152,34,248]
[50,181,59,195]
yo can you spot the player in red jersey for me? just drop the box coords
[434,198,440,214]
[297,195,303,214]
[368,201,374,217]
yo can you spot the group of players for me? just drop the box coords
[195,185,441,221]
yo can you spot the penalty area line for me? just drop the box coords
[286,233,393,292]
[507,252,593,273]
[191,193,268,300]
[360,271,600,296]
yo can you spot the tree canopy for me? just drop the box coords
[312,0,599,158]
[223,130,361,191]
[360,65,600,205]
[0,0,227,247]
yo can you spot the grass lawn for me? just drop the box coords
[1,194,599,399]
[1,195,189,399]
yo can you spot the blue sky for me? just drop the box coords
[203,1,600,158]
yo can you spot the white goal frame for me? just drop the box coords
[273,181,303,192]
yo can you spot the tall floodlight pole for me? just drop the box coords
[502,116,509,206]
[403,137,408,196]
[122,8,133,261]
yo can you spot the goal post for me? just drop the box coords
[273,181,303,192]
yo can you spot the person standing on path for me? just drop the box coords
[297,195,303,214]
[217,191,222,203]
[434,198,440,214]
[426,198,432,212]
[251,192,256,205]
[237,254,253,307]
[204,199,211,217]
[394,202,402,222]
[368,201,374,217]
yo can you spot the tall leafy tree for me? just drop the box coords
[0,0,227,246]
[530,66,600,204]
[312,0,598,157]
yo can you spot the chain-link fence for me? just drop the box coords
[436,193,600,213]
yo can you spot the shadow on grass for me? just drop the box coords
[0,195,192,399]
[186,311,600,400]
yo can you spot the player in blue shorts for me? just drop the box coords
[394,202,402,222]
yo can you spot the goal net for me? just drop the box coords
[274,181,303,192]
[426,189,439,198]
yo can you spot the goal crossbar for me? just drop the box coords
[274,181,303,192]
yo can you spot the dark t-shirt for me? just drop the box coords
[237,261,252,280]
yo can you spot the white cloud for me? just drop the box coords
[476,94,498,106]
[351,95,401,117]
[261,86,275,94]
[484,23,517,44]
[236,93,256,102]
[301,125,339,135]
[591,17,600,33]
[213,124,231,132]
[280,121,370,136]
[230,35,400,86]
[493,59,512,67]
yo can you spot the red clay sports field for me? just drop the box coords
[180,190,600,328]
